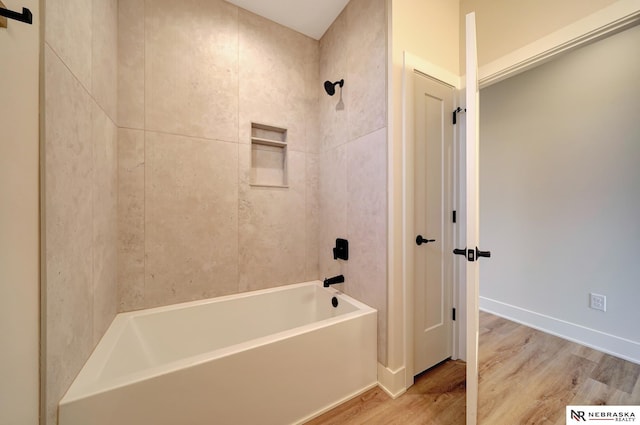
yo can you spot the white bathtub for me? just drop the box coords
[59,281,377,425]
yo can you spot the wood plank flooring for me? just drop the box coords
[307,312,640,425]
[479,312,640,425]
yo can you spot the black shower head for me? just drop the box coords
[324,79,344,96]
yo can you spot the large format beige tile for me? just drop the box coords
[45,0,92,90]
[92,0,118,122]
[145,132,239,307]
[44,46,94,425]
[318,145,348,280]
[346,127,388,364]
[92,103,118,342]
[145,0,239,142]
[318,0,389,365]
[118,128,145,312]
[305,153,320,281]
[238,147,307,291]
[318,8,348,153]
[304,38,321,155]
[118,0,145,129]
[345,0,387,141]
[238,10,311,153]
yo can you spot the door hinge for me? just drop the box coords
[452,210,457,223]
[452,308,456,321]
[452,107,466,125]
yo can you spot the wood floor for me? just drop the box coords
[307,312,640,425]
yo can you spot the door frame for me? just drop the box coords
[0,0,41,423]
[479,0,640,88]
[401,51,462,383]
[395,0,640,395]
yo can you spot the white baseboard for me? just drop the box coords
[480,297,640,365]
[377,363,407,399]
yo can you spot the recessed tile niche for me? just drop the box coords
[250,123,288,187]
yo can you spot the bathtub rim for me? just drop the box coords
[60,280,376,404]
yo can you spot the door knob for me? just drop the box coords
[453,247,475,261]
[452,247,491,261]
[416,235,436,246]
[476,247,491,258]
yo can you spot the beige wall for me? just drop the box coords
[460,0,618,70]
[0,0,40,423]
[117,0,320,310]
[43,0,119,422]
[318,0,388,365]
[393,0,460,75]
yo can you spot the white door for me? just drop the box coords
[413,72,454,375]
[461,12,489,425]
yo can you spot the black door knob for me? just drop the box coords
[476,247,491,258]
[416,235,436,246]
[453,248,467,256]
[452,247,491,262]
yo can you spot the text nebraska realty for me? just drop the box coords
[572,410,636,421]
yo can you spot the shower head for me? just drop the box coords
[324,79,344,96]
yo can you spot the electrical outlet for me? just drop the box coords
[590,293,606,312]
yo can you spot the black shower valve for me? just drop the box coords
[333,238,349,261]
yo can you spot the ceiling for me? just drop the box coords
[225,0,349,40]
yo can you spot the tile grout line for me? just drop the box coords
[142,0,147,309]
[236,8,241,295]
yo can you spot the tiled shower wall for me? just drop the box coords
[118,0,388,363]
[43,0,119,423]
[318,0,388,365]
[117,0,320,310]
[43,0,387,420]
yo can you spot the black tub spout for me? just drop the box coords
[323,275,345,287]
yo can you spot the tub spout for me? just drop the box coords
[323,275,345,287]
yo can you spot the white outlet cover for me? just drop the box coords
[590,293,606,312]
